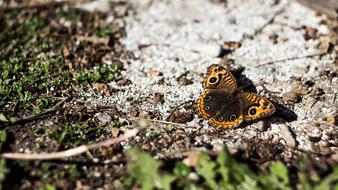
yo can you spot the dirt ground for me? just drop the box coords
[0,0,337,189]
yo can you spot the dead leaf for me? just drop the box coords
[149,69,161,76]
[293,86,308,95]
[92,83,111,97]
[76,35,109,45]
[166,110,194,123]
[326,112,338,126]
[111,127,120,137]
[282,91,301,103]
[63,48,70,58]
[183,152,199,167]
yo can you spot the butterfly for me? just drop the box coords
[198,64,276,128]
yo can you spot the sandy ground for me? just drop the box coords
[75,0,337,160]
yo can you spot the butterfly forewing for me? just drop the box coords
[203,64,237,92]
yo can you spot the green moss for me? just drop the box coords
[108,118,124,128]
[0,8,123,119]
[75,64,120,85]
[48,122,106,146]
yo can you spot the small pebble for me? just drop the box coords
[138,111,151,119]
[95,112,112,124]
[326,112,338,126]
[282,91,301,103]
[188,41,222,57]
[309,127,322,142]
[277,124,296,148]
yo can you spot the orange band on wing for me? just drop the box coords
[245,98,275,120]
[197,92,210,119]
[209,115,243,128]
[203,65,236,90]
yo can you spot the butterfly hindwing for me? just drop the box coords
[198,89,232,119]
[209,97,243,128]
[240,92,276,121]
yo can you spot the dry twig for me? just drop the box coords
[255,51,329,67]
[0,0,93,10]
[129,116,191,128]
[1,128,138,160]
[3,96,71,127]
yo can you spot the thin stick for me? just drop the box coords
[255,51,329,67]
[1,128,138,160]
[129,116,189,127]
[0,0,92,10]
[88,128,138,149]
[3,96,71,126]
[0,0,70,10]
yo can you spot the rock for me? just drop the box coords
[188,41,222,57]
[177,72,194,86]
[111,127,120,137]
[224,41,241,49]
[275,124,297,148]
[76,0,111,13]
[138,111,151,119]
[309,127,322,142]
[95,112,112,124]
[303,27,318,40]
[149,69,162,77]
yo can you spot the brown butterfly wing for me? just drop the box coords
[197,89,232,119]
[203,64,237,92]
[199,64,243,128]
[209,96,243,128]
[240,92,276,121]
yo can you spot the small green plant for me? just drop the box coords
[75,64,120,85]
[68,164,80,178]
[0,130,7,151]
[298,157,338,190]
[163,124,174,133]
[42,184,56,190]
[0,159,9,190]
[125,148,338,190]
[108,118,124,128]
[257,161,291,190]
[127,148,175,190]
[195,150,263,190]
[195,153,218,189]
[48,122,106,146]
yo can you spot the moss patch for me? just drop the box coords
[0,7,126,119]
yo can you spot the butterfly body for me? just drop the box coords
[198,64,276,128]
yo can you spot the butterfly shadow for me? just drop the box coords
[228,66,298,130]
